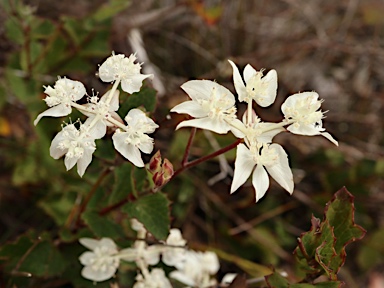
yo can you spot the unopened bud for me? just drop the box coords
[162,158,174,180]
[148,150,162,173]
[153,171,165,187]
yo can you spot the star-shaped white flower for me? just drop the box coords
[228,60,277,107]
[98,53,152,94]
[112,109,158,167]
[171,80,241,134]
[80,90,122,139]
[79,238,120,282]
[34,78,86,125]
[169,250,219,287]
[133,268,172,288]
[281,92,338,146]
[50,121,96,177]
[231,143,293,202]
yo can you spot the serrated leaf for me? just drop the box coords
[122,193,170,240]
[294,187,366,280]
[132,166,150,196]
[109,163,133,205]
[82,211,125,238]
[119,86,157,116]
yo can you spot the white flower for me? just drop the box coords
[170,250,219,287]
[162,228,187,267]
[112,109,158,167]
[80,90,122,139]
[133,268,172,288]
[98,53,152,94]
[49,121,96,177]
[231,143,293,202]
[171,80,240,134]
[34,78,86,125]
[281,91,338,145]
[119,240,162,267]
[79,238,120,282]
[228,60,277,107]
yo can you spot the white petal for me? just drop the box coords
[265,144,294,193]
[34,104,71,125]
[252,164,269,202]
[83,116,106,139]
[230,144,256,193]
[119,248,137,262]
[64,155,77,171]
[281,92,319,115]
[228,60,247,102]
[257,123,285,143]
[181,80,234,103]
[321,132,338,146]
[99,238,118,250]
[176,117,230,134]
[257,69,278,107]
[287,123,321,136]
[170,101,208,118]
[243,64,257,83]
[104,90,120,112]
[169,270,196,287]
[79,251,95,266]
[79,238,100,250]
[121,74,152,94]
[50,132,67,159]
[77,146,96,177]
[229,118,246,138]
[81,265,116,282]
[138,140,154,154]
[113,133,144,167]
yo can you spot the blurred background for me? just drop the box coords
[1,0,384,287]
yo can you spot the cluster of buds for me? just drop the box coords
[148,150,174,187]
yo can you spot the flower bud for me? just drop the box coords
[162,158,174,181]
[148,150,162,174]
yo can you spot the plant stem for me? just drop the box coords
[181,127,196,166]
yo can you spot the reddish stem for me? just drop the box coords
[181,127,196,165]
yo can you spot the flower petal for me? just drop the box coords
[243,64,257,83]
[230,144,256,193]
[321,132,338,146]
[176,117,230,134]
[81,265,116,282]
[228,60,247,102]
[121,73,152,94]
[113,132,144,167]
[79,251,95,266]
[34,104,71,126]
[257,69,278,107]
[252,164,269,202]
[77,146,96,177]
[64,155,77,171]
[170,101,208,118]
[79,238,100,250]
[265,144,294,194]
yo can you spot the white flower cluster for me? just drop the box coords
[78,219,230,287]
[34,53,157,176]
[171,60,338,202]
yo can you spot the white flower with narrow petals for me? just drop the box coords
[112,109,158,167]
[133,268,172,288]
[80,90,123,139]
[79,238,120,282]
[98,53,152,94]
[34,78,86,125]
[171,80,240,134]
[50,121,96,177]
[162,228,187,267]
[281,91,338,146]
[170,250,219,287]
[231,143,293,202]
[228,60,277,107]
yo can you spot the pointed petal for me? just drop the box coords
[229,118,246,138]
[256,69,278,107]
[50,131,67,159]
[265,144,294,194]
[170,101,208,118]
[34,104,71,125]
[112,132,144,167]
[321,132,339,146]
[252,164,269,202]
[228,60,247,102]
[64,155,77,171]
[243,64,257,83]
[79,238,100,250]
[176,117,230,134]
[230,144,256,193]
[121,73,152,94]
[77,147,96,177]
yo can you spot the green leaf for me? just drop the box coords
[265,271,343,287]
[119,86,157,116]
[109,163,133,205]
[82,211,125,238]
[294,187,366,280]
[122,193,170,240]
[91,0,132,22]
[132,166,151,197]
[0,231,67,277]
